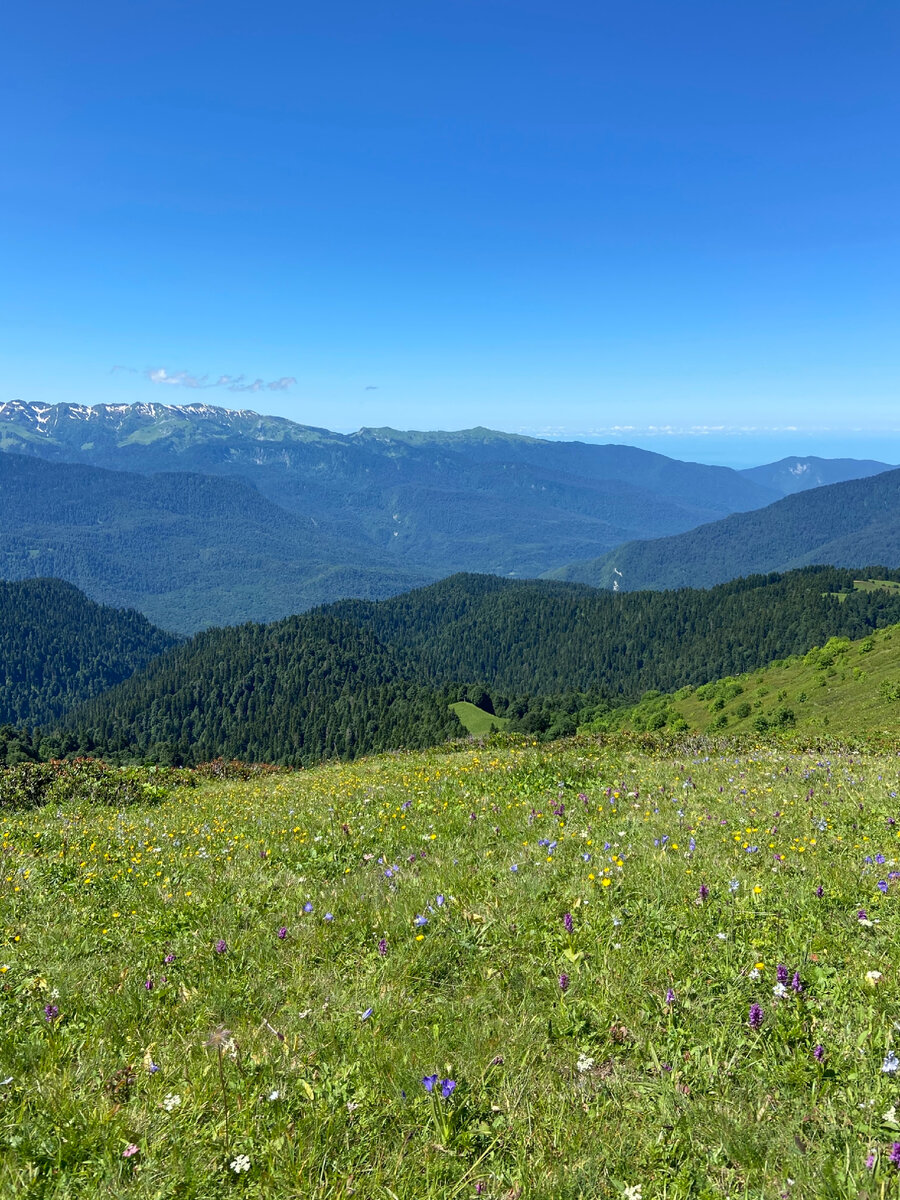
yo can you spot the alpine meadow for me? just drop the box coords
[4,2,900,1198]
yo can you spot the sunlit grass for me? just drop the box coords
[2,735,900,1197]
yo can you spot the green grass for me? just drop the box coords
[449,701,509,736]
[585,620,900,739]
[3,735,900,1197]
[828,579,900,604]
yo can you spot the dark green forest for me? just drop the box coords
[0,578,176,727]
[60,612,462,767]
[47,565,900,764]
[326,567,900,696]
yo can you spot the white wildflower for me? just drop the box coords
[267,1090,280,1101]
[576,1053,595,1074]
[230,1154,251,1174]
[162,1093,181,1112]
[623,1185,642,1200]
[773,982,789,999]
[882,1051,900,1074]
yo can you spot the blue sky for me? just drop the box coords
[2,0,898,465]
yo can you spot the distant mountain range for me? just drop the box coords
[550,468,900,591]
[0,400,897,626]
[738,454,895,495]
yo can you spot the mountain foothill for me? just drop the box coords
[2,399,900,767]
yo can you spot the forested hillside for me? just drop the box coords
[62,612,462,766]
[58,566,900,764]
[550,468,900,591]
[0,579,177,727]
[0,453,428,631]
[0,400,781,583]
[739,454,893,495]
[326,567,900,696]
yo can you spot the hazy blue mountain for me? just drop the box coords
[740,455,894,495]
[547,469,900,591]
[0,400,780,578]
[0,453,430,632]
[0,578,177,728]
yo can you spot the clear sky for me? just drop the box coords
[2,1,898,465]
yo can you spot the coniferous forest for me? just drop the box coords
[0,565,892,766]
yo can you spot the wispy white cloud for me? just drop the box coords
[112,365,296,393]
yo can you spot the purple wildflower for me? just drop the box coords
[815,885,824,897]
[148,1061,160,1073]
[878,880,889,894]
[144,977,154,991]
[277,926,288,939]
[776,964,788,985]
[699,884,709,901]
[858,909,869,922]
[865,1152,876,1170]
[563,912,573,934]
[422,1074,438,1093]
[813,1044,825,1061]
[122,1143,139,1159]
[440,1079,457,1099]
[414,914,428,927]
[791,971,803,994]
[891,1143,900,1169]
[665,988,676,1005]
[214,939,227,954]
[324,913,333,922]
[377,938,387,956]
[164,953,176,964]
[44,1004,59,1022]
[303,902,313,913]
[360,1007,373,1021]
[558,972,570,992]
[436,895,444,906]
[748,1003,764,1030]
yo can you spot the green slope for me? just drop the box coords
[584,601,900,739]
[448,701,509,735]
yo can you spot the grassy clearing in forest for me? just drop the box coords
[3,736,900,1198]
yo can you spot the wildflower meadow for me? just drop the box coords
[3,735,900,1198]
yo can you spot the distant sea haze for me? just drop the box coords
[533,430,900,470]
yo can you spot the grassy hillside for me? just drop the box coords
[448,700,509,735]
[584,599,900,738]
[3,736,900,1197]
